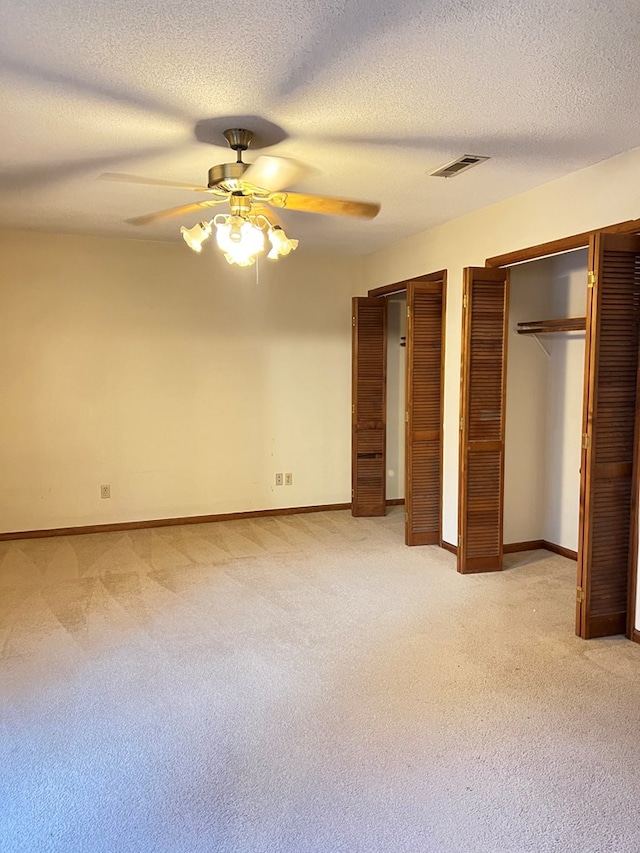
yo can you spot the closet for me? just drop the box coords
[503,249,587,558]
[458,232,640,639]
[352,272,446,545]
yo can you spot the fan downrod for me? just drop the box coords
[208,128,254,190]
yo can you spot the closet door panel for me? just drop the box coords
[405,273,446,545]
[577,233,640,638]
[352,297,387,516]
[458,267,509,573]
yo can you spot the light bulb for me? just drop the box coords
[228,216,244,243]
[215,217,265,266]
[180,221,212,253]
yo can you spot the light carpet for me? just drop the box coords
[1,508,640,852]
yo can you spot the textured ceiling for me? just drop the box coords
[1,0,640,253]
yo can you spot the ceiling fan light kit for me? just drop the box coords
[181,213,298,267]
[101,126,379,268]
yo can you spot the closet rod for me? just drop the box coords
[517,317,586,335]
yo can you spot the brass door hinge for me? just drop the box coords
[352,316,356,326]
[463,293,468,309]
[405,410,409,423]
[407,305,411,319]
[460,417,464,430]
[405,512,409,522]
[458,533,462,547]
[582,433,590,450]
[576,586,585,603]
[587,271,596,289]
[352,404,355,415]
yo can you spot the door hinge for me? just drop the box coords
[405,410,409,423]
[576,586,585,603]
[582,433,590,450]
[463,293,468,309]
[407,305,411,319]
[587,271,596,289]
[460,417,464,430]
[458,534,462,547]
[352,404,355,415]
[351,489,354,499]
[352,316,356,326]
[405,512,409,522]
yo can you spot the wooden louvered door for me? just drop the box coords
[405,273,446,545]
[576,233,640,638]
[352,297,387,516]
[458,267,509,573]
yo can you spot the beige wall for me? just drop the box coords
[0,231,361,532]
[363,144,640,547]
[386,296,406,500]
[503,251,587,550]
[503,258,552,544]
[5,143,640,626]
[543,251,587,552]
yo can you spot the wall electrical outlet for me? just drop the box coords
[275,473,283,486]
[285,473,293,486]
[100,484,111,499]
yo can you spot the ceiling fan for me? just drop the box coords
[100,127,381,226]
[100,128,380,266]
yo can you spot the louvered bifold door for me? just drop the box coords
[352,297,387,516]
[458,267,509,573]
[576,233,640,639]
[405,274,446,545]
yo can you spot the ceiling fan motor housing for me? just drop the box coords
[209,129,254,190]
[207,161,249,191]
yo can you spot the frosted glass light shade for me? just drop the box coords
[267,225,299,259]
[180,221,213,253]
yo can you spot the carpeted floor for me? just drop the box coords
[1,507,640,852]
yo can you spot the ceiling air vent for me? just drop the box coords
[429,155,490,178]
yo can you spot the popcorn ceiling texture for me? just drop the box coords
[1,0,640,252]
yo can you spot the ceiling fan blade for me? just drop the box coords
[242,155,311,193]
[251,203,285,230]
[126,199,226,226]
[268,192,380,219]
[100,172,211,192]
[0,146,182,192]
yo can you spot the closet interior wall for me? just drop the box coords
[504,250,588,552]
[386,296,406,501]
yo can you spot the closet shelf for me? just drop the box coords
[517,317,586,335]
